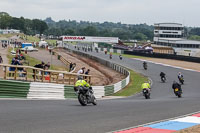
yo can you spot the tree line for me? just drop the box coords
[1,12,200,41]
[0,12,48,35]
[44,17,154,41]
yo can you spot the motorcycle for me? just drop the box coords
[77,86,97,106]
[143,64,147,70]
[143,88,150,99]
[119,55,122,60]
[179,77,184,85]
[161,76,166,83]
[174,88,182,98]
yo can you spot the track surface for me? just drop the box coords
[1,46,200,133]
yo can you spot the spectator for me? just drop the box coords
[105,50,107,54]
[33,61,45,79]
[19,53,26,60]
[44,62,50,75]
[69,62,73,71]
[45,62,50,69]
[0,55,3,63]
[77,67,85,79]
[71,63,76,71]
[85,69,90,75]
[9,57,20,77]
[77,67,85,75]
[19,49,21,54]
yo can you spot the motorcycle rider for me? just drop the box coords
[160,72,166,81]
[74,77,92,94]
[110,52,112,59]
[178,72,183,80]
[119,54,122,60]
[172,81,182,94]
[141,81,151,93]
[143,61,147,69]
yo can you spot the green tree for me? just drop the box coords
[32,19,48,35]
[133,33,147,41]
[0,12,12,29]
[83,26,98,36]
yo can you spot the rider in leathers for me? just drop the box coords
[172,81,182,94]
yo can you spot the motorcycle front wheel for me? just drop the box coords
[78,93,87,106]
[92,97,97,105]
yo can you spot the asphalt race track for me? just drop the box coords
[0,46,200,133]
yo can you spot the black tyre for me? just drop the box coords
[92,98,97,105]
[78,93,87,106]
[145,94,148,99]
[177,93,182,98]
[161,78,165,83]
[90,94,97,105]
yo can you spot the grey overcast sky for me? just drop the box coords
[1,0,200,27]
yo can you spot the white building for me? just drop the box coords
[154,23,200,56]
[0,29,20,34]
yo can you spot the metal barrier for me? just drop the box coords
[124,51,200,63]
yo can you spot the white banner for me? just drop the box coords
[62,36,118,43]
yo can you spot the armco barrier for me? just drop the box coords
[64,85,77,98]
[63,47,130,97]
[28,82,65,99]
[0,47,130,99]
[124,51,200,63]
[0,80,30,98]
[104,85,114,96]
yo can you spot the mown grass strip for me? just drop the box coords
[113,69,148,96]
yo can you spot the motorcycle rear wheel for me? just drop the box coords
[177,93,182,98]
[145,94,150,99]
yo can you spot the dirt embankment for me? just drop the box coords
[58,49,126,86]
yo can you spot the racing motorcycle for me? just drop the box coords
[143,88,150,99]
[161,76,166,83]
[178,77,184,85]
[77,86,97,106]
[143,63,147,70]
[174,88,182,98]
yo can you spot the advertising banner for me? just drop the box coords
[62,36,118,43]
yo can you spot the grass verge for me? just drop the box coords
[45,39,57,46]
[7,48,66,71]
[113,69,148,96]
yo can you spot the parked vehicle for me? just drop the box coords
[21,46,38,52]
[77,86,97,106]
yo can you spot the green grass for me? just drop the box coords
[7,48,66,71]
[19,35,40,43]
[113,69,149,96]
[0,33,19,38]
[45,39,57,46]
